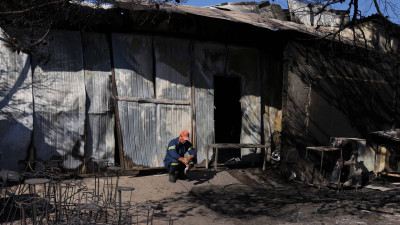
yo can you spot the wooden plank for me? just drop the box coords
[108,34,125,169]
[380,172,400,178]
[116,96,190,105]
[306,146,341,152]
[208,143,267,148]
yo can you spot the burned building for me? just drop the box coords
[0,0,398,176]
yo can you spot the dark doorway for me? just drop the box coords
[214,76,242,163]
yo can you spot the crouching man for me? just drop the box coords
[164,130,197,183]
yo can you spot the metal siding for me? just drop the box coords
[192,41,226,163]
[111,33,157,168]
[82,32,115,164]
[118,101,157,167]
[157,104,191,166]
[260,52,283,162]
[118,101,191,168]
[226,46,262,160]
[32,30,86,169]
[154,37,191,101]
[154,36,191,167]
[0,28,33,170]
[114,35,192,168]
[112,33,154,98]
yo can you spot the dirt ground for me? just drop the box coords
[3,166,400,224]
[93,167,400,225]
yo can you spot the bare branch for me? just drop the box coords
[373,0,385,17]
[0,0,68,15]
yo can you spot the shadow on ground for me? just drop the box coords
[186,170,217,185]
[141,168,400,224]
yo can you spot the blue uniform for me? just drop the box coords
[164,137,197,172]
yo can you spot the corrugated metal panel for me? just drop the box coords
[154,37,191,101]
[192,41,227,163]
[111,33,156,168]
[113,35,192,168]
[226,46,262,161]
[117,101,190,168]
[118,101,157,167]
[32,30,86,169]
[157,104,191,166]
[85,114,115,162]
[154,36,191,167]
[82,32,115,164]
[0,28,33,170]
[112,33,154,98]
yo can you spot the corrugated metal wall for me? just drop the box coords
[154,37,191,101]
[156,104,191,165]
[226,46,262,160]
[154,37,191,165]
[0,29,264,170]
[113,34,191,168]
[113,34,154,99]
[82,32,115,165]
[32,30,86,169]
[0,28,33,170]
[192,41,226,164]
[192,44,262,163]
[112,33,156,168]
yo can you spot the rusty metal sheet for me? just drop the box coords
[192,41,227,163]
[112,33,154,98]
[0,28,33,170]
[32,30,86,169]
[154,37,191,101]
[226,46,262,161]
[82,32,115,164]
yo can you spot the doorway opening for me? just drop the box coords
[214,76,242,163]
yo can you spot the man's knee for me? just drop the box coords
[169,160,181,171]
[188,158,197,167]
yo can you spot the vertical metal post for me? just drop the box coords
[151,209,154,225]
[118,189,122,225]
[32,201,37,225]
[97,166,100,197]
[59,182,62,220]
[114,170,120,204]
[262,147,268,171]
[337,148,343,191]
[252,148,257,167]
[214,148,218,170]
[146,208,150,225]
[320,151,324,173]
[206,145,209,169]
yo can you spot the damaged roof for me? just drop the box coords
[98,1,399,52]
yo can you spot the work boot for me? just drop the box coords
[169,171,176,183]
[177,170,187,180]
